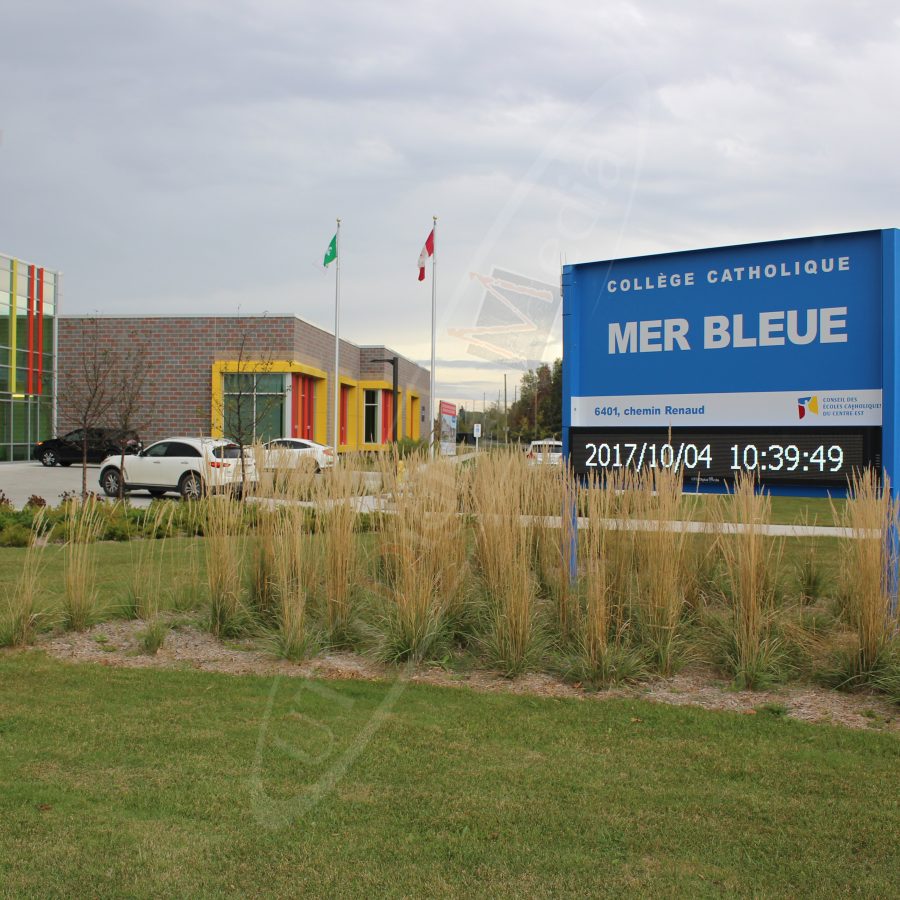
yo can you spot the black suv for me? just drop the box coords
[33,429,142,467]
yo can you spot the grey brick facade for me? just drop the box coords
[57,315,430,447]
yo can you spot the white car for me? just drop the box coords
[526,439,563,466]
[263,438,335,473]
[98,437,257,499]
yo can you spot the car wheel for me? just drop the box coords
[147,489,167,498]
[40,449,57,467]
[179,472,205,501]
[100,467,123,498]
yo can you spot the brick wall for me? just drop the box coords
[57,316,430,446]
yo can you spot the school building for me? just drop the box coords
[56,314,429,450]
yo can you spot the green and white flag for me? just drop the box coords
[323,234,337,267]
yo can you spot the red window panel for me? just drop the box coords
[292,374,316,440]
[381,389,393,444]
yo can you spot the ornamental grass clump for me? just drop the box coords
[62,497,105,632]
[127,502,176,620]
[375,450,468,663]
[572,469,645,687]
[716,474,787,689]
[271,498,319,661]
[204,495,249,638]
[247,502,279,627]
[316,460,363,646]
[630,466,689,675]
[471,450,540,675]
[530,460,578,645]
[834,469,899,684]
[0,510,49,647]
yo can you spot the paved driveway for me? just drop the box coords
[0,462,158,509]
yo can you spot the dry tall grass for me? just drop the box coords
[267,463,320,659]
[62,497,106,631]
[316,460,363,644]
[0,510,49,646]
[204,495,248,637]
[530,461,578,643]
[127,502,176,620]
[630,467,689,674]
[717,474,785,688]
[248,503,278,626]
[375,450,468,661]
[838,469,899,675]
[470,450,539,674]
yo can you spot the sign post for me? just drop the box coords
[473,422,481,453]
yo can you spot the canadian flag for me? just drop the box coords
[418,228,434,281]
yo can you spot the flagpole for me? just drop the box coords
[333,217,341,460]
[430,215,437,457]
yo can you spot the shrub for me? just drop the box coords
[0,524,33,548]
[24,495,47,509]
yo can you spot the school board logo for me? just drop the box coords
[797,396,819,420]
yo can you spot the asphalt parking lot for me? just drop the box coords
[0,462,160,509]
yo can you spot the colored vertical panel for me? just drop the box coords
[304,377,314,439]
[291,373,301,437]
[381,390,393,444]
[36,269,44,395]
[340,384,349,445]
[27,265,34,394]
[8,259,16,393]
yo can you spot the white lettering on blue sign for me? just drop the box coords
[608,308,848,354]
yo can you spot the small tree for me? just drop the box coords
[56,318,118,500]
[109,339,153,500]
[211,319,280,491]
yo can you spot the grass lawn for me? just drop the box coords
[0,653,897,898]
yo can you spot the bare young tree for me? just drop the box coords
[109,339,153,500]
[211,318,280,492]
[56,318,118,500]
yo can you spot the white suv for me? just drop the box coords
[263,438,335,473]
[99,438,257,499]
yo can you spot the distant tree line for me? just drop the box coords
[457,358,562,445]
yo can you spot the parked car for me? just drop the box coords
[33,428,141,467]
[263,438,335,473]
[98,437,256,499]
[526,439,563,465]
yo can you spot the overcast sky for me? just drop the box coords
[2,1,899,407]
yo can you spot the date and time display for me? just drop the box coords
[568,427,881,485]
